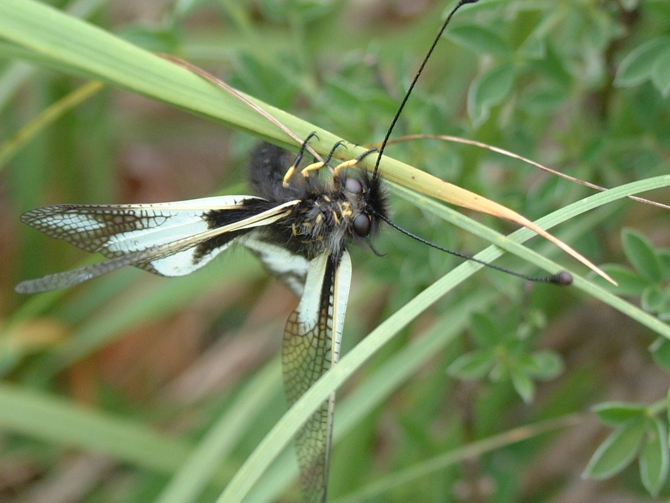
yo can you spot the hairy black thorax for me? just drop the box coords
[246,142,388,261]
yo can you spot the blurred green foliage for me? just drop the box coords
[2,0,670,502]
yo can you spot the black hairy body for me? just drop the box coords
[245,142,388,261]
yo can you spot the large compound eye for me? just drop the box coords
[345,177,362,194]
[353,213,371,237]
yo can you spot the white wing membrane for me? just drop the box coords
[20,195,260,257]
[242,236,310,297]
[16,200,299,293]
[282,250,352,503]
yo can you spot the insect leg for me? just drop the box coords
[283,131,320,187]
[300,140,347,178]
[332,147,379,177]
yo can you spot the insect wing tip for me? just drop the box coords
[15,279,46,295]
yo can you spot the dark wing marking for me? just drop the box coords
[282,250,352,503]
[16,200,299,294]
[242,236,309,297]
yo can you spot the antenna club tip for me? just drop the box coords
[550,271,573,286]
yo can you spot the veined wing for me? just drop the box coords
[20,195,261,257]
[242,237,309,297]
[283,250,352,503]
[16,200,299,294]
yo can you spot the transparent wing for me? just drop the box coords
[242,236,309,297]
[16,200,298,294]
[283,250,352,503]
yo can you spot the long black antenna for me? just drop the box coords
[377,212,573,286]
[373,0,480,176]
[368,0,573,286]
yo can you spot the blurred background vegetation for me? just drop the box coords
[1,0,670,501]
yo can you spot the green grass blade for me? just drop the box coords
[155,360,281,503]
[334,414,584,503]
[0,81,103,170]
[0,382,193,473]
[0,0,340,151]
[0,0,105,112]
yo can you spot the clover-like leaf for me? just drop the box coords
[510,368,535,404]
[593,402,647,426]
[447,24,512,58]
[639,418,669,497]
[651,47,670,97]
[650,337,670,371]
[641,285,668,313]
[583,417,647,479]
[615,37,670,87]
[600,264,649,296]
[470,313,502,347]
[622,229,663,283]
[448,350,495,380]
[524,351,564,380]
[467,63,516,126]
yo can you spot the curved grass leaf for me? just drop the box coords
[0,382,196,474]
[333,414,583,503]
[155,361,281,503]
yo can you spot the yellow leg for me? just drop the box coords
[332,148,379,177]
[299,140,346,178]
[282,165,298,187]
[283,142,378,185]
[332,159,360,177]
[300,161,326,177]
[283,159,327,186]
[283,131,320,187]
